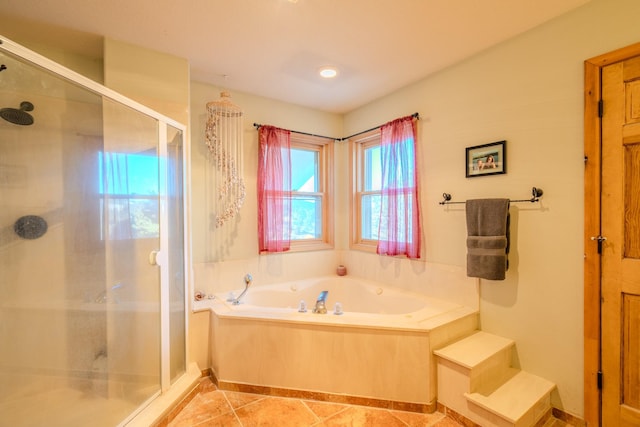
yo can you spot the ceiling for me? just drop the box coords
[0,0,590,114]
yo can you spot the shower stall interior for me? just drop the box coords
[0,37,188,426]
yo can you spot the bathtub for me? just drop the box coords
[203,276,478,411]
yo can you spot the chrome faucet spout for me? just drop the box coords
[231,274,253,305]
[313,290,329,314]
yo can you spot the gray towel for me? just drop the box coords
[466,198,510,280]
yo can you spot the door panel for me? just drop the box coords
[625,143,640,258]
[602,58,640,426]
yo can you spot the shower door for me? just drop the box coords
[0,37,187,427]
[102,98,163,411]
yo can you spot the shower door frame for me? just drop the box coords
[0,34,192,405]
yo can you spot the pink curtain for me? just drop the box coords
[377,116,421,259]
[258,125,291,253]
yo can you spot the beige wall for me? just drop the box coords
[104,38,189,126]
[341,0,640,417]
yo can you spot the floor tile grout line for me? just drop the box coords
[299,399,325,425]
[219,389,247,426]
[385,408,412,427]
[318,404,352,424]
[221,389,270,411]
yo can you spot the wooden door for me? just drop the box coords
[601,56,640,426]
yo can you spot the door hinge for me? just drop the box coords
[597,371,603,390]
[598,99,604,117]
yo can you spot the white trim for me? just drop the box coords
[158,122,171,392]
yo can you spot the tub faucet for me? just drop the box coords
[231,274,253,305]
[313,290,329,314]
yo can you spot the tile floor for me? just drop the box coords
[167,378,463,427]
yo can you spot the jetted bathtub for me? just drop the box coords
[202,276,478,411]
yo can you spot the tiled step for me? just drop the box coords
[465,370,556,427]
[434,331,513,370]
[434,331,556,427]
[434,331,515,395]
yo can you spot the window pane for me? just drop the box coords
[99,152,159,196]
[291,148,318,192]
[361,193,380,240]
[98,151,159,240]
[385,138,416,189]
[129,199,160,238]
[291,195,322,239]
[378,192,415,243]
[364,145,381,191]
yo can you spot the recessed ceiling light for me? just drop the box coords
[319,66,338,79]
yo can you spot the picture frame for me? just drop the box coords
[465,140,506,178]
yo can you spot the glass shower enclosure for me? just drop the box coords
[0,37,188,426]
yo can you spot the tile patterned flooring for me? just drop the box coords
[167,378,464,427]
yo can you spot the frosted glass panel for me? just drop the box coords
[103,97,161,410]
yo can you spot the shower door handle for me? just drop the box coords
[149,250,163,266]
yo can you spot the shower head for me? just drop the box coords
[0,101,34,126]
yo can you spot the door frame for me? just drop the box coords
[584,41,640,427]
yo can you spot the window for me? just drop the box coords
[351,131,382,250]
[350,115,421,258]
[99,151,160,240]
[258,127,333,253]
[289,135,333,250]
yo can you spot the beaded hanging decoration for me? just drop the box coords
[205,91,246,227]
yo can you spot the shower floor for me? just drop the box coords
[0,374,157,427]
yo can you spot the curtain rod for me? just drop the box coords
[340,112,419,141]
[252,123,338,141]
[252,112,420,142]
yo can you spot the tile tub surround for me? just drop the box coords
[203,292,479,409]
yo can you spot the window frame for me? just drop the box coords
[350,130,380,253]
[286,133,334,252]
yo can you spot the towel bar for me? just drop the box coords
[439,187,543,205]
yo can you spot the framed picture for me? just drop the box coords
[465,140,506,178]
